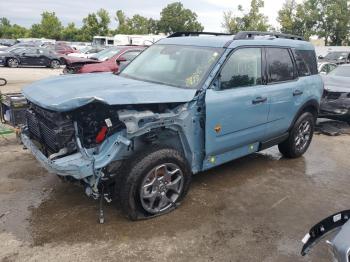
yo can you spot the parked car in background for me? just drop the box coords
[63,46,145,74]
[67,46,106,58]
[319,64,350,123]
[0,39,16,47]
[54,44,77,55]
[0,41,38,52]
[318,62,337,74]
[21,31,322,221]
[318,51,350,65]
[0,47,62,68]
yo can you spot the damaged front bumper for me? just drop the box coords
[21,130,130,180]
[319,91,350,122]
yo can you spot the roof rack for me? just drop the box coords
[233,31,305,41]
[168,32,232,38]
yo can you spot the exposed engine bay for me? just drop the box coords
[26,102,185,158]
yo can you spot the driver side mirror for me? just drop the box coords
[318,55,324,59]
[116,56,127,65]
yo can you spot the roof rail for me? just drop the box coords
[233,31,305,41]
[168,32,232,38]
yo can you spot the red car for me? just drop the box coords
[63,46,145,74]
[55,44,77,55]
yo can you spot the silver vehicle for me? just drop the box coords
[318,62,337,75]
[302,210,350,261]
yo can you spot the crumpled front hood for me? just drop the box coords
[23,73,197,112]
[323,75,350,93]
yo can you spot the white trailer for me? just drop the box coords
[93,34,165,46]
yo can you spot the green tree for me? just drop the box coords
[0,18,12,37]
[0,18,29,38]
[61,22,80,41]
[30,12,63,39]
[277,0,315,39]
[222,0,270,33]
[80,9,111,41]
[158,2,203,34]
[115,11,159,34]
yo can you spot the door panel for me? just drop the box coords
[205,86,269,156]
[205,47,269,159]
[264,47,300,137]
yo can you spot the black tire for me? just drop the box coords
[50,59,61,69]
[278,112,315,158]
[118,147,192,220]
[7,58,19,68]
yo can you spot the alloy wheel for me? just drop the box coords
[294,120,311,152]
[140,163,184,214]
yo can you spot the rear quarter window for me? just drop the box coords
[293,49,318,76]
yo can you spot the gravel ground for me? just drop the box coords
[0,67,349,262]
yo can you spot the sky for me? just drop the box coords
[0,0,287,32]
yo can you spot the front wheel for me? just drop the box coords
[50,59,61,69]
[278,112,315,158]
[7,58,19,68]
[118,147,192,220]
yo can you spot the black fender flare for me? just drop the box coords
[289,99,319,130]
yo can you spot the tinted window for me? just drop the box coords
[220,48,262,90]
[293,50,311,76]
[267,48,294,82]
[295,50,318,75]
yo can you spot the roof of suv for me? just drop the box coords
[157,31,314,51]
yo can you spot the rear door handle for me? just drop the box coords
[252,96,267,104]
[293,90,303,96]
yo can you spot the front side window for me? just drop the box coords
[220,48,262,90]
[121,45,223,89]
[267,48,295,83]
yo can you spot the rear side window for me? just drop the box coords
[266,48,295,83]
[294,50,318,75]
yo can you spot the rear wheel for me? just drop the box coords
[7,58,19,68]
[50,59,61,69]
[278,112,315,158]
[118,147,192,220]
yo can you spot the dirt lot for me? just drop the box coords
[1,67,350,262]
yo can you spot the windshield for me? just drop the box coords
[328,66,350,77]
[79,46,92,54]
[91,47,122,61]
[120,44,223,89]
[324,52,349,60]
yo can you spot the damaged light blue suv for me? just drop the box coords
[21,31,323,220]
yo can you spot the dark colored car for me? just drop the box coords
[319,64,350,123]
[63,46,145,74]
[319,51,350,65]
[0,47,62,68]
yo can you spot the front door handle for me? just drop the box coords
[293,90,303,96]
[252,96,267,104]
